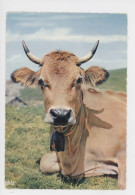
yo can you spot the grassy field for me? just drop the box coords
[5,68,126,189]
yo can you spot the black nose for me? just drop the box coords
[50,109,71,125]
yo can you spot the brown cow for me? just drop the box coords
[11,41,126,189]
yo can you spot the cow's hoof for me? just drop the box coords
[117,183,126,190]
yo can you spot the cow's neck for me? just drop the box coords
[56,103,88,176]
[63,103,86,155]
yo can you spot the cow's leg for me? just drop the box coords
[72,161,118,178]
[40,151,60,174]
[117,157,126,189]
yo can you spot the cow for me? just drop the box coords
[11,40,126,189]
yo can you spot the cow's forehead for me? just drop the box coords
[43,51,78,62]
[40,51,82,81]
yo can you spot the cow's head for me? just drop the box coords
[11,41,109,127]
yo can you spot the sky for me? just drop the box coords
[6,12,127,79]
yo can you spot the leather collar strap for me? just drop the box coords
[62,125,74,136]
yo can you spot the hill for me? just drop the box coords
[98,68,126,93]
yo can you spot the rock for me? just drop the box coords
[6,79,27,107]
[7,97,27,107]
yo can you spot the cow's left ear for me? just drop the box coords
[82,66,109,87]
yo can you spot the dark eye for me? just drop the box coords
[38,79,49,88]
[76,77,82,84]
[72,77,82,88]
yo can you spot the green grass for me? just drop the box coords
[20,86,43,103]
[5,105,117,189]
[99,68,126,92]
[5,68,126,189]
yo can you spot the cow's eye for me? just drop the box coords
[72,77,82,87]
[76,77,82,84]
[38,79,49,88]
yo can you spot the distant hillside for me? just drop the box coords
[20,86,43,103]
[98,68,127,93]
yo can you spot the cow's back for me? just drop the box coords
[83,88,126,109]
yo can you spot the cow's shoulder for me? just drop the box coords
[83,88,126,125]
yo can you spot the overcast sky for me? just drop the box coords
[6,12,127,79]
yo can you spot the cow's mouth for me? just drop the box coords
[53,122,68,127]
[52,120,76,128]
[53,118,69,126]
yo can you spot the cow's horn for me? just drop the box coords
[22,40,43,65]
[77,40,99,66]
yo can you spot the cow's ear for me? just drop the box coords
[11,67,40,87]
[82,66,109,87]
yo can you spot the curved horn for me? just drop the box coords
[77,40,99,66]
[22,40,43,65]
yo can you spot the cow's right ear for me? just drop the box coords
[11,67,40,87]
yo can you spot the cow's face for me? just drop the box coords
[39,52,83,126]
[11,41,109,127]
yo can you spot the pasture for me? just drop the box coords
[5,68,126,189]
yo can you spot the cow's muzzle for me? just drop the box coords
[45,108,76,126]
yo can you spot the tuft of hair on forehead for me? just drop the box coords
[44,51,77,62]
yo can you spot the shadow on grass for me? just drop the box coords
[57,172,118,187]
[103,174,118,179]
[57,172,86,186]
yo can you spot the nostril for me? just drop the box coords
[50,109,58,118]
[66,109,71,119]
